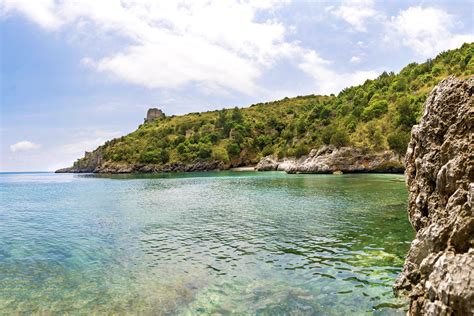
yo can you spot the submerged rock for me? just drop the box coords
[394,76,474,315]
[255,145,404,174]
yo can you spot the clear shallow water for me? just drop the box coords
[0,171,413,315]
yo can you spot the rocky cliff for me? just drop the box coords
[255,145,404,174]
[56,149,104,173]
[394,76,473,315]
[57,145,405,174]
[55,155,224,173]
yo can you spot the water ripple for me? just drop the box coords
[0,172,412,314]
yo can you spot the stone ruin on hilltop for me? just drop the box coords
[145,108,165,122]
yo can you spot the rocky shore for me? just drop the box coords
[56,146,404,174]
[394,77,473,315]
[56,159,225,173]
[255,145,404,174]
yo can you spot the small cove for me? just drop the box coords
[0,171,414,314]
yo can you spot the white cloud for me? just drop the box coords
[1,0,295,95]
[8,1,461,99]
[388,6,474,57]
[10,141,41,152]
[59,130,122,155]
[92,42,261,94]
[350,55,362,63]
[60,138,109,155]
[1,0,386,97]
[1,0,61,30]
[331,0,378,32]
[298,50,378,95]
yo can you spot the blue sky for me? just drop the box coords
[1,0,472,171]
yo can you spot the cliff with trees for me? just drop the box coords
[56,43,473,173]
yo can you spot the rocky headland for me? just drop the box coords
[255,145,404,174]
[55,45,474,176]
[56,145,404,174]
[394,76,473,315]
[55,157,225,173]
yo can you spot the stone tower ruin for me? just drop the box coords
[145,108,164,122]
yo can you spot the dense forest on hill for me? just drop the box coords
[71,43,473,171]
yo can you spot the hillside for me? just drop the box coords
[58,43,473,173]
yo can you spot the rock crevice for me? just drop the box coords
[394,76,473,315]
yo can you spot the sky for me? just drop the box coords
[0,0,473,172]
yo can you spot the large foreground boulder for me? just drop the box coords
[394,76,473,315]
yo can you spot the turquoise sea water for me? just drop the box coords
[0,171,414,315]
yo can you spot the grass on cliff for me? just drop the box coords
[72,43,474,170]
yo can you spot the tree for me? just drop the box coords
[362,100,388,121]
[226,143,241,158]
[295,118,306,135]
[216,109,228,128]
[387,130,411,155]
[212,147,229,163]
[74,44,473,171]
[321,125,335,145]
[261,145,274,156]
[139,149,169,164]
[330,129,349,148]
[281,128,294,142]
[255,135,272,150]
[197,143,212,159]
[396,97,418,128]
[177,143,188,155]
[231,107,244,123]
[390,78,407,92]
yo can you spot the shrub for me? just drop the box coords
[390,78,407,92]
[197,143,212,159]
[321,125,335,145]
[139,149,169,164]
[231,107,244,123]
[330,129,349,148]
[173,135,186,145]
[362,100,388,121]
[296,119,306,135]
[176,143,187,154]
[396,97,418,128]
[255,135,272,149]
[431,65,442,76]
[276,147,287,159]
[387,130,411,155]
[293,144,309,158]
[281,128,294,142]
[211,147,229,162]
[261,145,274,156]
[226,143,241,158]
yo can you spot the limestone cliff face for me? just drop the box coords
[55,149,103,173]
[255,145,404,174]
[394,77,473,315]
[55,156,225,173]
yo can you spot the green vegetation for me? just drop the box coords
[74,43,473,169]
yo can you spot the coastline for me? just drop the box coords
[230,166,256,171]
[56,145,405,175]
[55,165,405,175]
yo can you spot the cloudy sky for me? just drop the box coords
[1,0,472,171]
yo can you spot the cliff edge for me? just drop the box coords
[394,76,473,315]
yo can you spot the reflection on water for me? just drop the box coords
[0,171,413,314]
